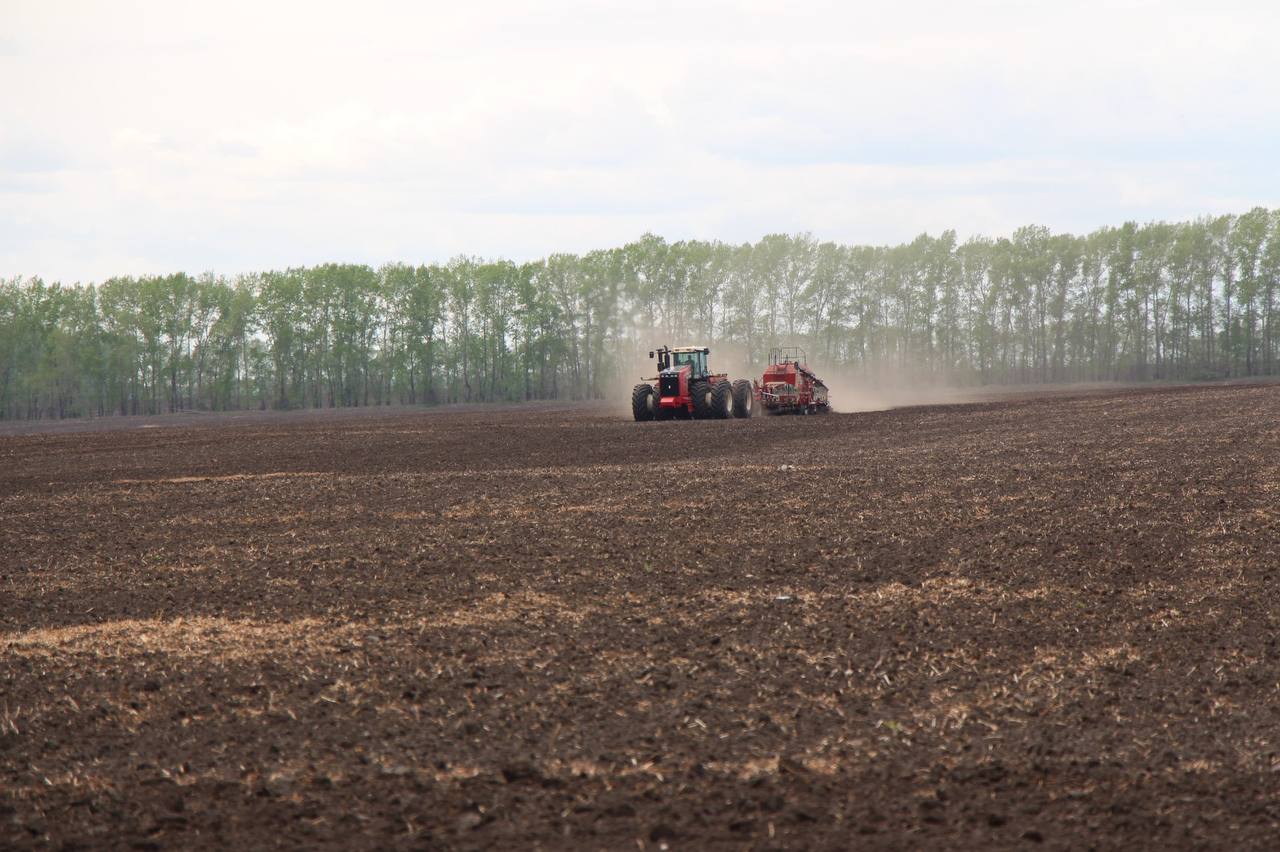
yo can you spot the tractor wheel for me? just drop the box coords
[731,380,753,418]
[690,381,715,419]
[631,383,656,421]
[711,380,733,419]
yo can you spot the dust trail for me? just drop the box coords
[816,368,986,414]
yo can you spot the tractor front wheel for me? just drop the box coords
[631,383,656,421]
[690,381,715,419]
[711,380,733,419]
[731,380,753,418]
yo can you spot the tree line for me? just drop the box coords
[3,208,1279,420]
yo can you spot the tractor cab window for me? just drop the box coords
[673,351,706,376]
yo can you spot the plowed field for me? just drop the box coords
[4,382,1280,849]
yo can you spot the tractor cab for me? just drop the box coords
[651,346,709,379]
[670,347,709,379]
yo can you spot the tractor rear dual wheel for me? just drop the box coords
[731,380,753,418]
[690,381,715,419]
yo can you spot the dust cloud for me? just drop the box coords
[815,367,991,414]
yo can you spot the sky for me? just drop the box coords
[3,0,1279,283]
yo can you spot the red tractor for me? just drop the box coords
[632,346,754,421]
[754,347,830,415]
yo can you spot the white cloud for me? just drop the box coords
[2,0,1279,281]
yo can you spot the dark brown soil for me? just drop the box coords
[3,383,1280,849]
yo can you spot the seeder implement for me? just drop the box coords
[753,347,829,415]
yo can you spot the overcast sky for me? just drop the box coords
[3,0,1279,282]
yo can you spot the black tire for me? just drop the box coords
[690,381,715,419]
[711,380,733,419]
[631,383,656,421]
[731,379,753,418]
